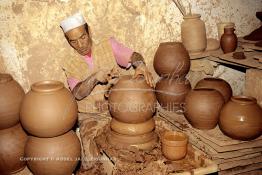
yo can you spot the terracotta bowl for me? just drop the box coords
[161,131,188,160]
[219,96,262,140]
[110,118,155,135]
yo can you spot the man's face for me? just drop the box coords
[65,25,91,56]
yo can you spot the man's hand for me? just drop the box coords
[95,66,120,83]
[133,64,154,87]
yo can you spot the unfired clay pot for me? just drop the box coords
[184,88,224,129]
[110,118,155,135]
[20,80,78,137]
[161,131,188,160]
[219,96,262,140]
[25,130,81,175]
[0,124,27,174]
[195,77,232,102]
[181,14,207,55]
[107,130,158,151]
[0,73,25,129]
[220,26,238,53]
[108,75,156,124]
[153,42,190,77]
[155,77,191,111]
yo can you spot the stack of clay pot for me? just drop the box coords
[20,80,81,175]
[108,75,158,150]
[154,42,191,112]
[184,77,231,130]
[0,73,27,174]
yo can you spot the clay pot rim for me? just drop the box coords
[183,14,201,19]
[217,22,235,26]
[32,80,64,93]
[231,96,257,104]
[193,88,217,92]
[203,77,224,82]
[0,73,13,83]
[161,131,188,146]
[159,42,183,46]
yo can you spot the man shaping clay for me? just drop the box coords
[60,12,154,171]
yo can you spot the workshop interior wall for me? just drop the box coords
[0,0,261,91]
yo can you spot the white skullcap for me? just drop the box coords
[60,12,86,33]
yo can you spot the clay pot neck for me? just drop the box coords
[183,14,201,20]
[0,73,13,83]
[231,96,257,105]
[224,27,235,34]
[32,80,64,93]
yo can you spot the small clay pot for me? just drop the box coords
[195,77,232,102]
[217,22,235,40]
[20,80,78,137]
[107,131,158,151]
[155,77,191,112]
[161,131,188,160]
[108,75,156,124]
[219,96,262,140]
[220,26,238,53]
[153,42,190,77]
[0,124,27,174]
[184,88,225,129]
[25,130,81,175]
[0,73,25,129]
[110,118,155,135]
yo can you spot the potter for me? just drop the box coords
[60,11,154,170]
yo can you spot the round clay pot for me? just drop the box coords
[110,118,155,135]
[107,131,158,151]
[0,73,25,129]
[206,38,220,51]
[0,124,27,174]
[25,130,81,175]
[20,80,78,137]
[155,77,191,112]
[108,75,156,124]
[220,26,238,53]
[181,14,207,55]
[217,22,235,40]
[219,96,262,140]
[153,42,190,77]
[161,131,188,160]
[195,77,232,102]
[184,88,225,130]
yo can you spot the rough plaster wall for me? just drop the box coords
[0,0,261,91]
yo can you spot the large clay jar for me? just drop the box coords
[155,77,191,112]
[195,77,232,102]
[220,26,238,53]
[0,124,27,174]
[108,75,156,123]
[219,96,262,140]
[25,130,81,175]
[181,14,207,55]
[20,80,78,137]
[153,42,190,77]
[0,73,25,129]
[184,88,224,129]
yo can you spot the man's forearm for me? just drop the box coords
[72,73,98,100]
[130,52,146,68]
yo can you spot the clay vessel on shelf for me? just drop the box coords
[219,96,262,140]
[153,42,190,77]
[206,38,220,51]
[20,80,78,137]
[217,22,235,40]
[220,26,238,53]
[181,14,207,55]
[195,77,232,102]
[0,73,25,129]
[0,124,27,174]
[155,77,191,112]
[161,131,188,160]
[25,130,81,175]
[184,88,224,130]
[110,118,155,136]
[108,75,156,124]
